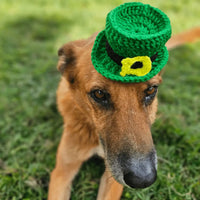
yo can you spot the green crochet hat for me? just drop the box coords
[91,2,172,83]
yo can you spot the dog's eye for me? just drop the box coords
[90,89,110,107]
[144,85,158,106]
[94,90,106,99]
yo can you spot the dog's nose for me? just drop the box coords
[120,151,157,188]
[123,165,157,188]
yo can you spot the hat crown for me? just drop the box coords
[105,2,171,57]
[91,2,172,83]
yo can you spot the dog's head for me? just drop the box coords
[57,34,162,188]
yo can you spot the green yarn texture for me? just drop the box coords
[91,2,172,83]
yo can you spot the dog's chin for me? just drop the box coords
[105,160,127,186]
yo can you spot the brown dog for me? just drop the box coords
[48,28,200,200]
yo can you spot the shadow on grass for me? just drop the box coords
[0,14,72,71]
[0,14,70,113]
[2,14,72,42]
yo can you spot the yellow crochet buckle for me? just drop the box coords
[120,56,152,77]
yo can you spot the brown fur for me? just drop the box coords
[48,28,200,200]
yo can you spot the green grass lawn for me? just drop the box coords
[0,0,200,199]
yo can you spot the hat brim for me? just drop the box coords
[91,30,169,83]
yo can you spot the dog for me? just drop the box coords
[48,25,200,200]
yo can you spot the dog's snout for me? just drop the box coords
[119,151,157,188]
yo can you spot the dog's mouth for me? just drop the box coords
[104,149,158,189]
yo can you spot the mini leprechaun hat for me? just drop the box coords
[91,2,172,83]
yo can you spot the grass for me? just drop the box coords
[0,0,199,199]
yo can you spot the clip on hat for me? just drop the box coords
[91,2,172,83]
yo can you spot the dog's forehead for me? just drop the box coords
[82,65,161,91]
[80,66,161,94]
[146,74,162,86]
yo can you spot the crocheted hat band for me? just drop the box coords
[105,40,158,67]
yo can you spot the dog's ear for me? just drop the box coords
[57,34,97,84]
[57,42,79,84]
[158,68,165,77]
